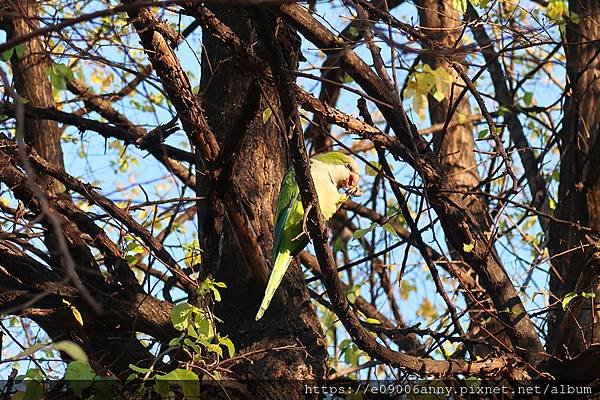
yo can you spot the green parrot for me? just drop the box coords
[255,151,362,320]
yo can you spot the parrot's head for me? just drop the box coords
[312,151,363,196]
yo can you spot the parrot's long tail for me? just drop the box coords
[255,251,293,321]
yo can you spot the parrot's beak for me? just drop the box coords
[347,185,364,197]
[345,173,363,196]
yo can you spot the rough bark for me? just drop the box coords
[0,0,64,193]
[198,5,327,386]
[547,0,600,375]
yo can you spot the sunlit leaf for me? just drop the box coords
[562,292,578,310]
[262,107,272,123]
[170,302,193,331]
[353,223,377,240]
[156,369,199,400]
[53,341,88,363]
[219,336,235,358]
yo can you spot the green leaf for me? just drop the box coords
[338,338,352,352]
[25,369,43,379]
[332,236,344,252]
[23,380,43,400]
[346,285,360,304]
[156,369,199,400]
[210,286,221,302]
[65,361,96,380]
[347,25,360,39]
[52,341,88,363]
[48,67,66,90]
[262,107,272,123]
[562,292,578,310]
[342,73,354,84]
[128,364,152,374]
[153,379,171,398]
[365,162,381,176]
[1,47,14,62]
[170,302,193,331]
[452,0,467,15]
[352,223,377,240]
[187,323,199,339]
[183,338,201,354]
[195,314,210,338]
[55,63,75,82]
[219,336,235,358]
[531,291,544,302]
[205,342,223,356]
[581,292,596,299]
[364,317,381,325]
[570,11,580,24]
[344,344,361,366]
[523,91,533,106]
[15,44,26,58]
[64,361,96,396]
[382,221,398,237]
[462,242,475,253]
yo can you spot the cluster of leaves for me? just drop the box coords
[0,44,26,63]
[124,279,233,398]
[405,64,454,120]
[169,279,234,363]
[452,0,489,15]
[183,239,202,267]
[8,341,113,399]
[546,1,579,25]
[6,279,232,400]
[126,365,199,400]
[47,63,75,92]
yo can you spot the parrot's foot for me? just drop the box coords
[292,203,313,242]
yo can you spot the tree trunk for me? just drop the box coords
[199,5,327,388]
[0,0,64,193]
[548,0,600,378]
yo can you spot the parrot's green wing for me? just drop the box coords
[256,168,309,321]
[272,167,301,260]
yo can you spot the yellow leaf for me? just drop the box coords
[262,107,272,123]
[78,201,93,213]
[63,299,84,326]
[101,73,114,92]
[432,90,445,102]
[463,242,475,253]
[90,71,103,85]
